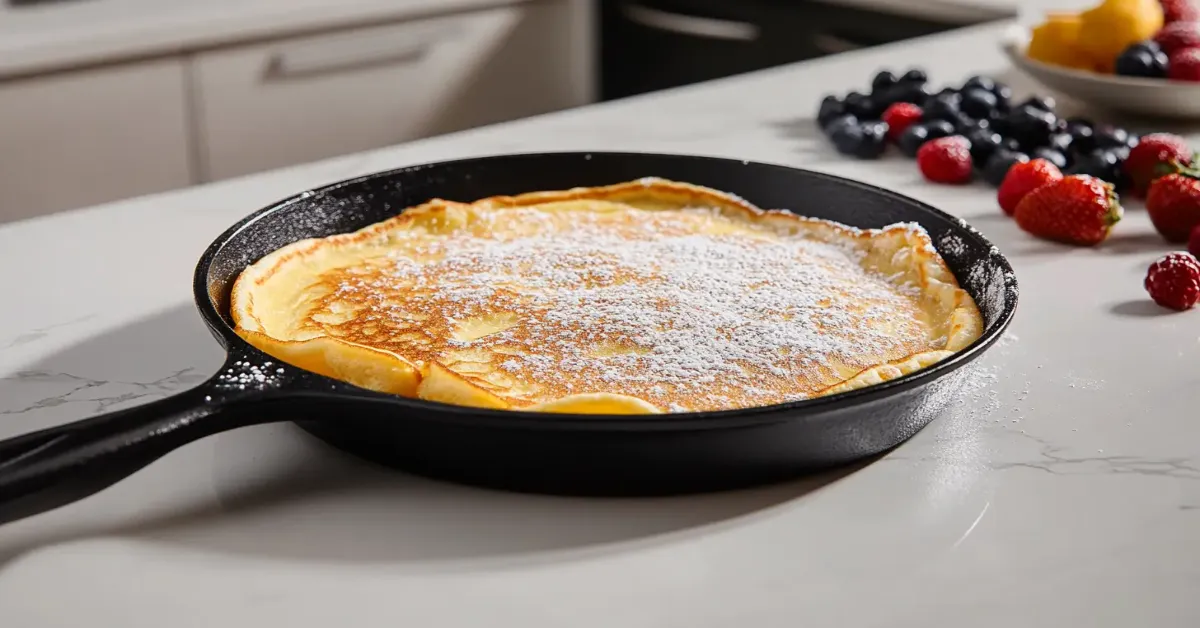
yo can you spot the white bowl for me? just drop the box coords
[1000,24,1200,119]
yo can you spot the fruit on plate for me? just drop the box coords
[998,158,1064,215]
[1123,133,1193,195]
[1026,13,1101,71]
[1115,40,1171,76]
[1161,0,1200,24]
[1078,0,1165,72]
[1167,46,1200,79]
[1146,168,1200,241]
[1153,20,1200,53]
[918,136,974,184]
[1013,175,1123,245]
[1144,251,1200,310]
[1190,223,1200,256]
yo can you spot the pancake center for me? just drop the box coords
[316,207,937,411]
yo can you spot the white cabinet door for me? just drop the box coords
[0,59,192,223]
[193,1,589,182]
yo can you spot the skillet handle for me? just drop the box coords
[0,358,305,526]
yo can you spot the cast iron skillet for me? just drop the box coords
[0,152,1018,526]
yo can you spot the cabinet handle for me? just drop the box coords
[262,39,436,81]
[620,3,759,41]
[811,32,869,54]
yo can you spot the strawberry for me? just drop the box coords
[1155,21,1200,54]
[1122,133,1194,196]
[881,103,923,142]
[917,135,973,184]
[1190,223,1200,257]
[1168,47,1200,80]
[1146,169,1200,241]
[998,158,1063,215]
[1162,0,1200,23]
[1013,175,1123,246]
[1144,252,1200,310]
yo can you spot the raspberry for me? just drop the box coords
[1156,21,1200,54]
[1144,252,1200,311]
[1189,223,1200,257]
[1162,0,1200,23]
[881,103,923,142]
[1168,47,1200,81]
[917,135,973,184]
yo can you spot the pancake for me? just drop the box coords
[231,178,984,414]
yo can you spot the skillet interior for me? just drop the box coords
[197,152,1017,495]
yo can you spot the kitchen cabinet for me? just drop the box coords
[193,1,588,181]
[0,58,192,223]
[0,0,592,222]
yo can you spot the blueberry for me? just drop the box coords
[1048,132,1073,153]
[962,75,997,94]
[1094,125,1138,153]
[872,70,899,93]
[1115,43,1169,78]
[830,123,865,156]
[844,91,880,120]
[1067,148,1125,187]
[983,150,1030,187]
[991,115,1011,137]
[1002,137,1022,152]
[823,113,859,137]
[1132,39,1162,53]
[1033,147,1069,169]
[897,124,930,157]
[852,121,890,158]
[954,113,991,136]
[1006,105,1058,152]
[960,88,999,119]
[817,95,847,128]
[929,87,960,102]
[1017,95,1057,112]
[1066,121,1096,154]
[923,93,962,123]
[924,119,957,141]
[1046,133,1074,166]
[966,128,1004,168]
[901,68,928,84]
[875,81,934,108]
[992,82,1014,111]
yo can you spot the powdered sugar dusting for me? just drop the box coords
[313,207,948,411]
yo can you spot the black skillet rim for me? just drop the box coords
[193,151,1019,428]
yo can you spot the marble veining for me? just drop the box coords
[0,368,203,417]
[0,20,1197,628]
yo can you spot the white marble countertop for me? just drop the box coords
[1,20,1198,627]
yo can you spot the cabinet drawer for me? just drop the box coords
[0,59,191,222]
[193,3,585,181]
